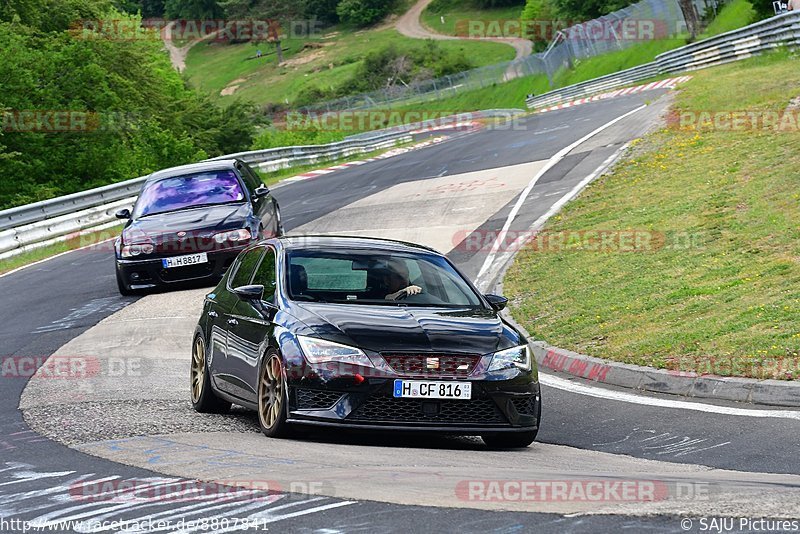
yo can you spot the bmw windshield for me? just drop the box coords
[133,170,246,218]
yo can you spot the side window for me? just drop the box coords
[252,248,277,301]
[229,247,264,289]
[237,162,261,192]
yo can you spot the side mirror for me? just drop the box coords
[485,294,508,311]
[233,284,264,300]
[115,208,131,219]
[254,185,270,198]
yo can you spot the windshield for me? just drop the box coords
[134,170,245,217]
[286,250,483,308]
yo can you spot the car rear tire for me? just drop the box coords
[481,430,538,449]
[257,351,292,438]
[190,335,231,414]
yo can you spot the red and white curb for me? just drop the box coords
[280,134,455,183]
[536,76,692,113]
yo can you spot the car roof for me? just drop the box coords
[276,235,442,255]
[145,159,240,183]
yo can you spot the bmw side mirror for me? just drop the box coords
[254,185,270,198]
[233,284,264,300]
[485,294,508,311]
[115,208,131,219]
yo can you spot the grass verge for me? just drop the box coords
[420,4,523,36]
[504,51,800,380]
[185,28,515,106]
[0,225,124,275]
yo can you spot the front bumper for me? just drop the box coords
[286,378,540,434]
[116,246,247,290]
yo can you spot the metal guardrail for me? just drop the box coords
[0,109,524,259]
[525,62,660,109]
[526,11,800,110]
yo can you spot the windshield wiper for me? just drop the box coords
[139,201,244,218]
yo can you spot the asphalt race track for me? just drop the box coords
[3,90,800,533]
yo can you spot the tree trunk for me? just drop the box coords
[275,40,283,64]
[678,0,700,40]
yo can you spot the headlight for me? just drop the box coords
[213,228,252,244]
[120,243,154,258]
[488,345,531,372]
[297,335,372,367]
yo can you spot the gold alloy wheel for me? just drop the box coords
[190,336,205,404]
[259,354,284,429]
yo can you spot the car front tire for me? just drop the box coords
[116,268,134,296]
[257,350,292,438]
[190,334,231,414]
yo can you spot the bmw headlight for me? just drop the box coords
[120,243,154,258]
[488,345,531,372]
[297,336,372,367]
[213,228,252,244]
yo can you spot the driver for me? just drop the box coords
[382,259,422,300]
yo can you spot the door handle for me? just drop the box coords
[208,310,218,318]
[227,318,239,326]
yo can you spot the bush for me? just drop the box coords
[251,126,344,150]
[336,0,397,27]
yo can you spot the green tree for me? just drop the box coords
[336,0,397,27]
[164,0,223,19]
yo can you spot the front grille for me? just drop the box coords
[510,396,537,416]
[348,396,505,424]
[381,353,480,378]
[155,236,216,255]
[295,388,343,410]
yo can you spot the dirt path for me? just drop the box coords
[161,22,219,72]
[395,0,532,61]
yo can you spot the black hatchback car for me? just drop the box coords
[191,235,541,448]
[114,159,282,295]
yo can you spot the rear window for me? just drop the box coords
[134,170,245,217]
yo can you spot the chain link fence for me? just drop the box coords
[298,0,720,113]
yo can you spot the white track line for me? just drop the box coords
[476,104,647,280]
[540,373,800,420]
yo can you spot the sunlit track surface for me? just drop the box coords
[0,463,353,533]
[0,462,698,534]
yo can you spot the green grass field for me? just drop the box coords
[700,0,757,37]
[185,27,516,107]
[504,52,800,380]
[420,4,524,37]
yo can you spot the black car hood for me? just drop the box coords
[291,302,519,355]
[125,203,250,242]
